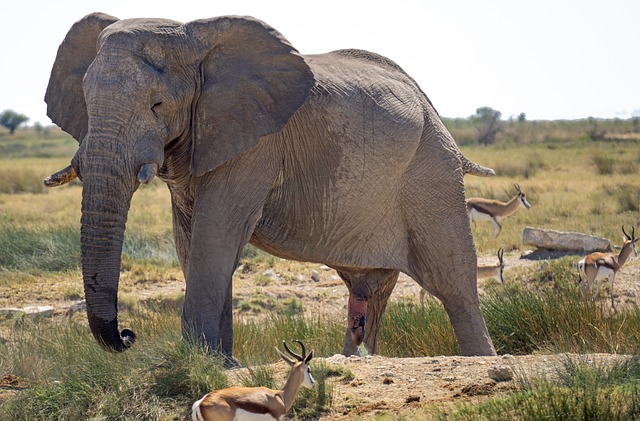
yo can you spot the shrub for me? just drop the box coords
[592,152,615,175]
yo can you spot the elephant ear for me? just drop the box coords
[186,16,315,176]
[45,12,119,143]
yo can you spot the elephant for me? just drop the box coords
[44,12,497,360]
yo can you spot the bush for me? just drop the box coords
[592,152,616,175]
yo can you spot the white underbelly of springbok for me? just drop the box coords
[234,410,280,421]
[579,260,614,293]
[470,209,496,223]
[592,266,614,284]
[191,399,281,421]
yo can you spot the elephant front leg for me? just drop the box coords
[182,271,234,358]
[179,145,280,363]
[182,220,256,365]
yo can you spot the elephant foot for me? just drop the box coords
[348,294,367,347]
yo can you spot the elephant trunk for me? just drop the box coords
[80,147,137,352]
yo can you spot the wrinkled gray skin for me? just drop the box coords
[45,12,497,359]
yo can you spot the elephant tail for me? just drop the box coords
[460,155,495,177]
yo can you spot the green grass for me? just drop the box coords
[441,356,640,420]
[378,299,459,357]
[0,126,77,158]
[0,300,345,420]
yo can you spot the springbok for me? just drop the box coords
[577,225,638,309]
[420,248,506,304]
[466,184,531,237]
[191,340,315,421]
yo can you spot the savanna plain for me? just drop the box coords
[1,119,639,420]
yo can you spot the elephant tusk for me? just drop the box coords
[137,163,158,184]
[44,164,77,187]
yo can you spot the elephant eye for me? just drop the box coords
[151,102,162,115]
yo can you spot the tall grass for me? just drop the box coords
[483,258,640,355]
[0,157,79,194]
[0,181,176,271]
[0,223,80,271]
[0,300,341,420]
[442,356,640,420]
[378,299,459,357]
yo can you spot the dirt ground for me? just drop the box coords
[2,249,638,419]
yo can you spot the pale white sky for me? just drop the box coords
[2,0,639,125]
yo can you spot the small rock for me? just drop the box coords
[405,395,420,403]
[488,365,514,382]
[311,270,321,282]
[262,269,277,278]
[66,300,87,317]
[462,381,496,396]
[622,289,637,298]
[319,265,331,271]
[382,371,395,377]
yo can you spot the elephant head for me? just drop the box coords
[45,12,314,351]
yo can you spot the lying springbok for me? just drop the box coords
[191,340,315,421]
[420,248,506,304]
[466,184,531,237]
[577,225,638,309]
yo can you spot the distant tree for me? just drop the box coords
[517,112,526,123]
[0,109,29,134]
[472,107,502,146]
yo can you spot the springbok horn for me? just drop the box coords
[283,340,304,361]
[295,339,307,360]
[622,225,636,241]
[514,183,521,193]
[137,163,158,184]
[44,164,77,187]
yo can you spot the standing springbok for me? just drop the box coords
[466,184,532,237]
[191,340,315,421]
[420,248,506,304]
[577,225,639,309]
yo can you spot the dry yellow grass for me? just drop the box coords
[462,143,639,252]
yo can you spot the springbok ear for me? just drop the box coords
[304,350,314,364]
[45,12,119,143]
[275,346,295,366]
[186,16,315,177]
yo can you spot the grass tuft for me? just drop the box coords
[443,356,640,420]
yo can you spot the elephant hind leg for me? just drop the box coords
[400,193,496,355]
[337,268,399,356]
